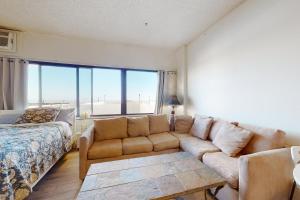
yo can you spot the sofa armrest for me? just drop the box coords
[79,126,94,179]
[239,148,293,200]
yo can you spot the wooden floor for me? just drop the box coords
[28,151,82,200]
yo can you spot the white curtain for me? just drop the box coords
[155,70,165,114]
[0,57,28,110]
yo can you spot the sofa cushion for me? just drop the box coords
[94,117,127,141]
[147,132,179,151]
[189,115,213,140]
[127,116,150,137]
[213,123,253,157]
[172,132,220,159]
[209,119,232,141]
[171,132,191,140]
[148,114,170,134]
[203,152,239,189]
[175,115,194,133]
[239,123,286,154]
[122,136,153,155]
[88,139,122,159]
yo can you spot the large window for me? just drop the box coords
[27,64,39,108]
[27,62,158,117]
[93,68,121,115]
[42,66,76,109]
[127,70,158,114]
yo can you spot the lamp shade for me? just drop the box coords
[166,95,181,106]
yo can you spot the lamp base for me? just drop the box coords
[170,108,175,131]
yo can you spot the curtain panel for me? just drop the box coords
[155,70,165,114]
[0,57,28,110]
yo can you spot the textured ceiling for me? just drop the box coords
[0,0,244,49]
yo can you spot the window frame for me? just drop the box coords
[29,61,158,117]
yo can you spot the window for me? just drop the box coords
[127,70,158,114]
[93,68,121,115]
[27,62,158,117]
[41,66,76,109]
[79,68,92,115]
[27,64,39,108]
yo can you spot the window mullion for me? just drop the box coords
[38,65,42,107]
[121,69,127,115]
[76,67,80,117]
[91,68,94,115]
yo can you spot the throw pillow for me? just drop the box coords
[213,123,254,156]
[16,107,60,124]
[174,115,194,133]
[127,116,150,137]
[148,114,170,134]
[189,115,213,140]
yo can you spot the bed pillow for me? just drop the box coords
[213,123,254,156]
[189,115,213,140]
[0,110,23,124]
[16,108,60,124]
[56,108,75,126]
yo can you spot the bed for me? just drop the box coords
[0,121,73,200]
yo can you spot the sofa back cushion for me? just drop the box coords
[175,115,194,133]
[148,114,169,134]
[239,123,286,154]
[127,116,150,137]
[213,123,254,157]
[189,115,213,140]
[94,117,127,141]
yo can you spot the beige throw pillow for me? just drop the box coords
[189,115,213,140]
[175,115,194,133]
[94,117,127,141]
[127,116,150,137]
[148,114,170,134]
[213,123,254,156]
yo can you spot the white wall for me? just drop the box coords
[1,32,176,70]
[186,0,300,145]
[175,46,187,115]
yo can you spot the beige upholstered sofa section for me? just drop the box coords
[239,148,293,200]
[79,126,94,180]
[79,115,293,200]
[79,116,179,179]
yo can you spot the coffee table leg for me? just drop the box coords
[206,185,224,200]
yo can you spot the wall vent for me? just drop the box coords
[0,29,17,52]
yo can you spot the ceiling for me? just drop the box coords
[0,0,244,49]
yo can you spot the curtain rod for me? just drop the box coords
[0,56,27,62]
[0,54,25,59]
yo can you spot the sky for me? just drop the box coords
[27,64,158,103]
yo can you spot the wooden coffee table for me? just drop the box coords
[77,152,226,200]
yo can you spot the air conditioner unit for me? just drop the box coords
[0,29,17,52]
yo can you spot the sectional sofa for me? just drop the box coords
[79,114,293,200]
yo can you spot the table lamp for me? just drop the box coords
[166,95,181,131]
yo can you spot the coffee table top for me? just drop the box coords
[77,152,226,200]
